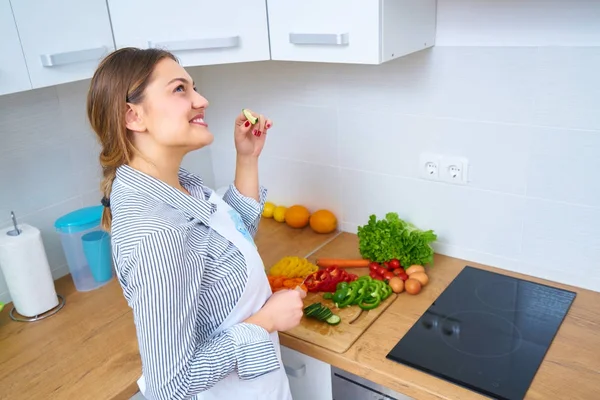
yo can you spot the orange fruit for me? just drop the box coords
[309,210,338,234]
[285,205,310,228]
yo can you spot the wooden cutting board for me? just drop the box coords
[284,287,397,354]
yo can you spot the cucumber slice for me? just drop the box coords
[326,314,341,325]
[305,306,322,318]
[317,308,333,321]
[242,109,258,124]
[304,303,321,313]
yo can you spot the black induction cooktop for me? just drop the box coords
[386,266,576,400]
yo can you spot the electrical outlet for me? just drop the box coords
[419,153,441,181]
[440,156,469,185]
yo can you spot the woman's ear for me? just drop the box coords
[125,103,146,132]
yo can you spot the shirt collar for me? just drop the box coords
[115,164,216,226]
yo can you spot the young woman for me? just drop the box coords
[86,47,305,400]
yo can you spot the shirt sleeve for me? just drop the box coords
[125,229,280,400]
[222,183,268,237]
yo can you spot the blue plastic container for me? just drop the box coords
[54,206,114,291]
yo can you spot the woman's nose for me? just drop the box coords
[192,91,209,109]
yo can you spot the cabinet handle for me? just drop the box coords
[40,46,108,67]
[284,363,306,378]
[289,33,349,46]
[148,36,240,52]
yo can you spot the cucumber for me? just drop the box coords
[304,303,321,314]
[242,109,258,124]
[304,302,340,325]
[316,308,333,321]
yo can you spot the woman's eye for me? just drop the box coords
[175,84,185,92]
[193,86,198,92]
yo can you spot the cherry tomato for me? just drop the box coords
[398,272,409,281]
[383,271,395,281]
[370,271,383,281]
[389,259,401,270]
[377,266,388,276]
[369,262,380,273]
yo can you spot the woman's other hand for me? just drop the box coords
[245,288,306,333]
[234,109,273,158]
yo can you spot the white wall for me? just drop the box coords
[0,80,214,304]
[196,0,600,292]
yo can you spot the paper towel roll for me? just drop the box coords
[0,223,59,317]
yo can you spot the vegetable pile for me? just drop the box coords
[357,212,437,266]
[323,276,394,311]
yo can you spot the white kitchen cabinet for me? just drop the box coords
[107,0,270,67]
[280,345,332,400]
[0,0,31,95]
[267,0,437,65]
[10,0,115,89]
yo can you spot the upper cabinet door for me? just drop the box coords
[267,0,437,65]
[107,0,270,67]
[10,0,115,89]
[0,0,31,95]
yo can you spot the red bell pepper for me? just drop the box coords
[304,266,359,292]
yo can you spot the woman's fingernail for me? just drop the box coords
[253,129,258,135]
[266,123,271,129]
[257,131,262,137]
[244,121,250,127]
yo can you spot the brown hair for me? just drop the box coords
[86,47,177,231]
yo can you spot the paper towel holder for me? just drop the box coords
[5,211,66,322]
[6,211,22,237]
[9,294,66,322]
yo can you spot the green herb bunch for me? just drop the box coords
[357,212,437,266]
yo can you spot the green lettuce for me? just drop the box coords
[357,212,437,266]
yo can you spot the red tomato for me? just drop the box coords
[376,266,388,276]
[383,271,395,281]
[389,259,401,270]
[369,262,380,273]
[398,272,409,281]
[370,271,383,281]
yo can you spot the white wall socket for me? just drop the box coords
[440,156,469,185]
[419,153,441,180]
[419,153,469,185]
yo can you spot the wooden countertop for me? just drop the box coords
[285,233,600,400]
[1,219,598,399]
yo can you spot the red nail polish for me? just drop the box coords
[253,129,258,135]
[244,121,250,127]
[266,123,271,128]
[257,131,262,137]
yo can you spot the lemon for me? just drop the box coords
[262,202,276,218]
[273,206,287,222]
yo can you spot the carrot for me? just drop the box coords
[316,258,370,268]
[273,277,285,288]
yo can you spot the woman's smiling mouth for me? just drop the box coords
[189,114,207,127]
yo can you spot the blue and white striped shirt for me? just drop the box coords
[109,165,279,400]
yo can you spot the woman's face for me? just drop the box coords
[128,58,213,153]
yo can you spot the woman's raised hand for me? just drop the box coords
[233,109,273,158]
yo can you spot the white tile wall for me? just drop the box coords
[0,80,215,304]
[193,45,600,293]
